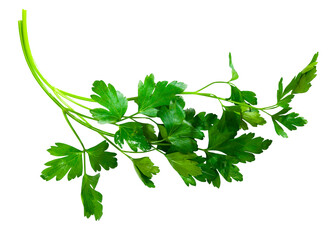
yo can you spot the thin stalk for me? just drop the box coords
[57,89,95,102]
[56,89,92,110]
[194,81,232,93]
[66,109,95,120]
[19,20,64,110]
[63,111,87,173]
[21,10,55,91]
[181,91,272,116]
[66,112,114,137]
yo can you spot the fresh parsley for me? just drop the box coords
[19,9,318,220]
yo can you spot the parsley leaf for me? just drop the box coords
[242,109,266,127]
[216,133,272,163]
[137,74,187,116]
[283,52,319,95]
[81,173,103,220]
[132,157,160,188]
[208,111,240,149]
[229,52,239,81]
[90,80,128,123]
[158,101,204,153]
[272,107,307,137]
[41,143,83,181]
[165,152,202,177]
[86,141,118,172]
[185,108,218,131]
[114,122,151,152]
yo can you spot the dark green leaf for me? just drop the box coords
[180,175,197,186]
[158,101,204,153]
[114,122,151,152]
[207,153,243,182]
[216,133,272,163]
[141,123,158,142]
[81,174,103,220]
[208,111,240,150]
[90,80,128,123]
[86,141,117,172]
[241,91,257,105]
[185,109,218,131]
[230,86,244,102]
[166,152,202,177]
[41,143,83,181]
[195,162,221,188]
[229,52,239,81]
[275,112,307,131]
[137,74,187,115]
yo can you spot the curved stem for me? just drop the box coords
[194,81,232,93]
[55,89,92,110]
[21,10,55,91]
[57,89,95,102]
[19,19,64,110]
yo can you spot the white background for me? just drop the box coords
[1,0,334,239]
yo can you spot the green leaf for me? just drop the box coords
[86,141,117,172]
[137,74,187,115]
[277,77,284,101]
[273,112,307,131]
[241,91,257,105]
[242,109,266,127]
[185,109,218,131]
[180,175,197,186]
[272,119,288,138]
[141,123,158,142]
[207,153,243,182]
[81,174,103,220]
[283,52,318,95]
[208,111,240,150]
[215,133,272,163]
[229,52,239,81]
[277,94,294,108]
[114,122,151,152]
[195,162,221,188]
[41,143,83,181]
[166,152,202,177]
[230,86,244,102]
[90,80,128,123]
[158,101,204,153]
[132,157,159,188]
[132,157,160,178]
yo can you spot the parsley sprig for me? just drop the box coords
[18,9,318,220]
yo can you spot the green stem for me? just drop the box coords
[63,111,87,173]
[127,96,138,101]
[66,109,95,120]
[101,135,133,160]
[19,19,64,110]
[55,89,92,110]
[21,10,55,91]
[132,116,160,125]
[66,111,114,137]
[194,81,233,93]
[57,89,95,102]
[181,91,272,116]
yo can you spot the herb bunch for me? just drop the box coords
[18,10,318,220]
